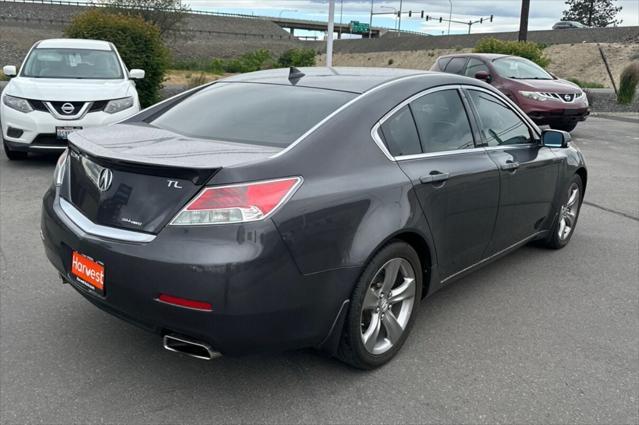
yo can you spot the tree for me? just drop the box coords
[99,0,190,35]
[562,0,623,27]
[65,10,170,107]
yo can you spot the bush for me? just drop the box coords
[278,48,316,68]
[567,78,605,89]
[474,37,550,68]
[65,10,170,107]
[617,63,639,105]
[186,73,209,89]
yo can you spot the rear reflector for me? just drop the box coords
[157,294,213,311]
[171,177,302,225]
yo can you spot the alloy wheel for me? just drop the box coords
[558,182,580,241]
[360,258,416,355]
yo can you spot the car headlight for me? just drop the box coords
[53,149,69,187]
[104,97,134,114]
[519,91,548,102]
[2,95,33,113]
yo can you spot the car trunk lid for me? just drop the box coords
[64,124,281,234]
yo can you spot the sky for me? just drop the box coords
[185,0,638,36]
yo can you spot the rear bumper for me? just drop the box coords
[41,188,358,355]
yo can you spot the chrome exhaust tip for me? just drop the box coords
[163,334,221,361]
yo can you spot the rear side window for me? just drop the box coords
[464,58,489,77]
[150,83,356,147]
[410,90,475,153]
[467,90,532,146]
[445,57,468,75]
[379,106,422,157]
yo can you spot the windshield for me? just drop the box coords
[21,48,124,79]
[150,83,357,147]
[492,57,553,80]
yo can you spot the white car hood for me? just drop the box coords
[5,78,133,101]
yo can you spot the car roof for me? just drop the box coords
[437,53,508,61]
[35,39,112,51]
[221,67,440,94]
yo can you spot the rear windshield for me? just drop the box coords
[150,83,356,147]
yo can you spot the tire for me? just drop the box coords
[543,174,583,249]
[337,241,423,369]
[3,139,28,160]
[550,121,578,132]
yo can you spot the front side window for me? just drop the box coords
[410,89,475,153]
[151,83,356,147]
[465,58,489,77]
[379,106,422,157]
[467,90,532,147]
[21,48,123,79]
[492,56,552,80]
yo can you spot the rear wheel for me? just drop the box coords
[3,139,28,160]
[550,121,578,132]
[543,174,583,249]
[337,241,422,369]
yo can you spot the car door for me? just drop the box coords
[463,57,490,80]
[464,87,560,254]
[375,86,500,279]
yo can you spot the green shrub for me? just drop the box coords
[278,48,316,67]
[567,78,605,89]
[474,37,550,68]
[617,63,639,105]
[388,58,394,65]
[65,10,170,107]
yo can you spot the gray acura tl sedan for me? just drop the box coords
[41,67,587,369]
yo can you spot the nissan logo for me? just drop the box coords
[564,94,571,101]
[98,168,113,192]
[61,103,75,114]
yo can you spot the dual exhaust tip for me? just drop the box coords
[163,334,222,361]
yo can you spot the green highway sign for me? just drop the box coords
[349,21,370,34]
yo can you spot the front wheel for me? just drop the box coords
[337,241,422,369]
[543,174,583,249]
[550,121,578,132]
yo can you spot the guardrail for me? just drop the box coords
[0,0,430,37]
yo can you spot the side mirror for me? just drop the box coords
[542,129,571,148]
[474,71,492,83]
[129,69,145,79]
[3,65,17,77]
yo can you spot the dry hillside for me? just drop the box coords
[318,42,639,89]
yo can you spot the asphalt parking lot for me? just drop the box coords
[0,116,637,424]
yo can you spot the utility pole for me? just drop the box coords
[447,0,452,35]
[518,0,530,41]
[327,0,335,67]
[338,0,343,39]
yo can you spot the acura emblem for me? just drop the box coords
[61,103,75,114]
[98,168,113,192]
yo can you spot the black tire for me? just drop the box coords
[543,174,583,249]
[550,121,578,132]
[337,241,423,369]
[3,139,28,160]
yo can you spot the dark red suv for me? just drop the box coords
[431,53,589,132]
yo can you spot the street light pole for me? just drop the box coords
[327,0,335,67]
[368,0,374,38]
[398,0,403,35]
[447,0,452,35]
[338,0,344,39]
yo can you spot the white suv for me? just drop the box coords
[1,38,144,160]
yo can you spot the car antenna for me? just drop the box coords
[288,67,305,85]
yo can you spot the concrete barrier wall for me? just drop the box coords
[312,26,639,54]
[0,1,302,64]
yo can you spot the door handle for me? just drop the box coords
[501,161,520,171]
[420,172,450,184]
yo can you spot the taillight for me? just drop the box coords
[171,177,302,225]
